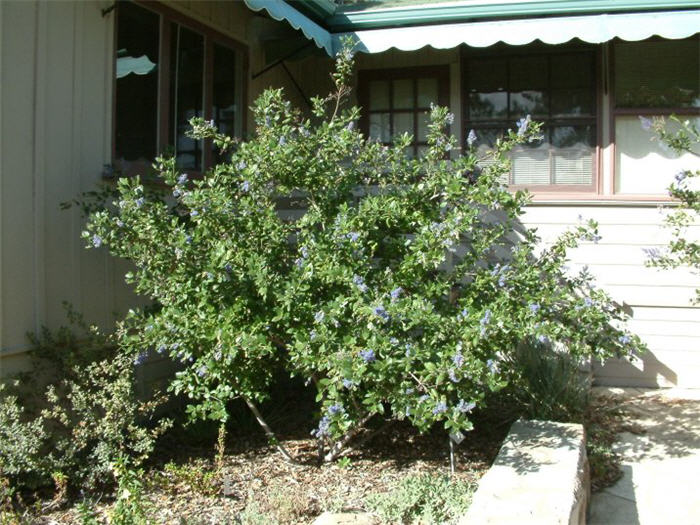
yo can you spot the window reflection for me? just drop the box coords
[115,2,159,163]
[465,51,596,187]
[170,25,204,171]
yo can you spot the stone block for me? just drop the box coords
[460,419,589,525]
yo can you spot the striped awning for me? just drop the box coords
[334,9,700,54]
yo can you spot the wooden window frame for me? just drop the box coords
[358,66,450,157]
[460,44,602,195]
[112,0,249,179]
[609,36,700,199]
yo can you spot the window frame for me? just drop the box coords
[112,0,249,178]
[609,36,700,198]
[460,43,603,195]
[357,65,450,157]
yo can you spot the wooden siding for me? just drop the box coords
[0,1,253,377]
[522,205,700,388]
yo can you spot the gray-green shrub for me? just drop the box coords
[0,309,171,494]
[367,473,475,524]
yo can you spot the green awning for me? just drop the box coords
[244,0,334,55]
[333,9,700,53]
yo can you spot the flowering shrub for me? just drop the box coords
[642,116,700,303]
[84,43,639,461]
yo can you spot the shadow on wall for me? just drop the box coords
[592,350,678,388]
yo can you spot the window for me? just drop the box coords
[613,37,700,195]
[114,1,246,176]
[358,67,449,157]
[463,49,598,191]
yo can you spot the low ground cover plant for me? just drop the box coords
[82,40,641,466]
[367,473,475,524]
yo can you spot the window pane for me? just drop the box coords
[510,56,547,90]
[551,88,594,117]
[393,79,414,109]
[417,78,438,107]
[615,115,700,194]
[213,44,238,137]
[369,113,391,142]
[551,53,592,89]
[551,126,594,184]
[417,111,431,142]
[115,2,159,162]
[511,144,551,185]
[213,43,240,163]
[394,113,413,138]
[368,80,389,110]
[170,25,204,170]
[615,38,699,108]
[469,92,508,120]
[468,58,507,91]
[510,90,547,118]
[553,148,593,185]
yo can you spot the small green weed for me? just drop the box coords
[110,458,152,525]
[76,497,100,525]
[237,482,316,525]
[337,456,352,469]
[159,460,219,497]
[367,473,475,524]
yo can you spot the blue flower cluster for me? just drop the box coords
[480,309,491,336]
[452,344,464,368]
[373,305,390,322]
[390,287,403,301]
[432,401,447,415]
[353,274,368,293]
[360,348,376,363]
[311,416,331,438]
[516,114,532,137]
[328,404,344,416]
[456,399,476,413]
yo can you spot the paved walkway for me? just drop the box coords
[588,387,700,525]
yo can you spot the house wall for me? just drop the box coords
[0,0,121,375]
[521,205,700,388]
[0,0,257,378]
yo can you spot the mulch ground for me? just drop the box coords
[37,392,512,524]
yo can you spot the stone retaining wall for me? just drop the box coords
[460,419,589,525]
